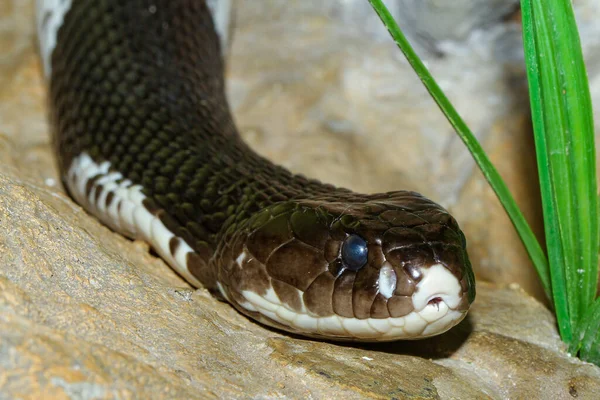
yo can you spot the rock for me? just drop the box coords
[1,0,600,398]
[1,167,599,398]
[391,0,521,54]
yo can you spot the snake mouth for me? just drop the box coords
[224,253,469,341]
[234,286,467,341]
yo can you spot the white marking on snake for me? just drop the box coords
[378,263,397,299]
[36,0,73,76]
[238,262,466,340]
[411,264,462,311]
[36,0,230,76]
[206,0,232,54]
[235,251,247,267]
[217,282,229,301]
[66,153,203,288]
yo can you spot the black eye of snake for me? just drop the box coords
[341,234,368,271]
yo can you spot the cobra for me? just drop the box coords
[36,0,475,341]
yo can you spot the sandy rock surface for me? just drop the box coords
[1,167,599,398]
[1,0,600,399]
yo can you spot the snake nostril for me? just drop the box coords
[427,296,443,306]
[427,296,444,312]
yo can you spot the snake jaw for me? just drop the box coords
[219,244,471,340]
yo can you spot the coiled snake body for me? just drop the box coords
[36,0,475,341]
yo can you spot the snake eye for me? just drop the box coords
[341,234,368,271]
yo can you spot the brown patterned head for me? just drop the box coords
[216,191,475,341]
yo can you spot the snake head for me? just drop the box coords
[216,191,475,341]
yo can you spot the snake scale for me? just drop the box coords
[36,0,475,341]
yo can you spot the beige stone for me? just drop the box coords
[1,167,599,398]
[1,0,600,398]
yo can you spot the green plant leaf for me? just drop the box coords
[572,297,600,363]
[521,0,598,343]
[367,0,551,296]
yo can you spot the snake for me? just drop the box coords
[35,0,475,341]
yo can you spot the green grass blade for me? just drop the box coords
[573,298,600,363]
[520,0,570,342]
[367,0,551,297]
[521,0,598,343]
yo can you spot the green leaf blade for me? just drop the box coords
[572,298,600,364]
[521,0,598,342]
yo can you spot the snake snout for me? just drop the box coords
[411,264,463,312]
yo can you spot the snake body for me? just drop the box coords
[36,0,475,341]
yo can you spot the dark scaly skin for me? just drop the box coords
[220,193,475,336]
[48,0,475,339]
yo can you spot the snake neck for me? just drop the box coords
[44,0,346,287]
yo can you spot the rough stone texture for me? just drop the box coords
[1,0,600,398]
[1,170,600,398]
